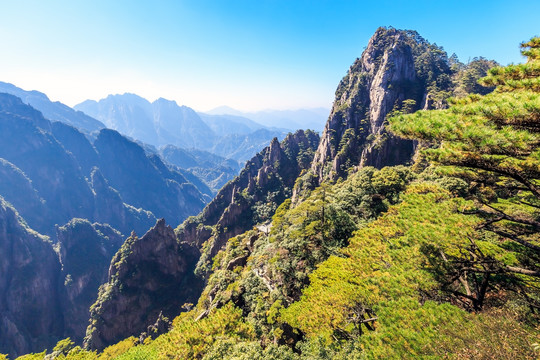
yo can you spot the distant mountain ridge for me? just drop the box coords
[75,94,331,162]
[160,145,241,194]
[75,94,291,162]
[197,112,267,135]
[0,92,208,236]
[76,94,211,148]
[205,106,329,132]
[0,82,105,132]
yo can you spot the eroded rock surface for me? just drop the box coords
[84,219,201,351]
[312,27,452,181]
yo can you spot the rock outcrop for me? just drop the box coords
[177,129,320,274]
[312,27,453,181]
[82,130,320,350]
[84,219,201,351]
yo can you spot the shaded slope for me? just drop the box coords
[0,198,62,357]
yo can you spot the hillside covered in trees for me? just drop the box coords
[5,29,540,359]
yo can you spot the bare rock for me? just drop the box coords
[83,219,202,351]
[311,27,452,182]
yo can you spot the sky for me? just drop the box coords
[0,0,538,112]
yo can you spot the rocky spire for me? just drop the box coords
[311,27,451,181]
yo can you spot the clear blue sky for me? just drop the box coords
[0,0,537,111]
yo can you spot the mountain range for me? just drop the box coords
[205,106,329,132]
[1,26,537,360]
[0,82,105,132]
[74,95,305,163]
[0,74,326,357]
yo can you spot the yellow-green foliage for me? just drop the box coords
[51,182,537,359]
[389,36,540,316]
[49,304,251,360]
[52,339,75,355]
[158,304,254,359]
[281,183,539,358]
[185,166,415,349]
[15,352,46,360]
[17,337,140,360]
[98,337,138,359]
[88,303,255,360]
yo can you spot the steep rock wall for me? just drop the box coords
[84,219,201,351]
[312,27,452,181]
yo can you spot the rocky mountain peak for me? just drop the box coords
[311,27,451,181]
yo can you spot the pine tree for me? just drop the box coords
[390,38,540,295]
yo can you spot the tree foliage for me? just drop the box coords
[282,184,539,358]
[390,37,540,307]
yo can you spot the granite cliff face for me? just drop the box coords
[0,198,62,357]
[312,27,452,181]
[84,219,201,350]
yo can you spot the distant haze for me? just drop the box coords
[0,1,538,111]
[204,106,329,132]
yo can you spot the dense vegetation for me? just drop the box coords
[8,37,540,360]
[390,37,540,310]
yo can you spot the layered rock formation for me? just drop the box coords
[84,219,201,350]
[312,27,453,181]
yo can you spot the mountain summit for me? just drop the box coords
[0,82,105,132]
[312,27,454,181]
